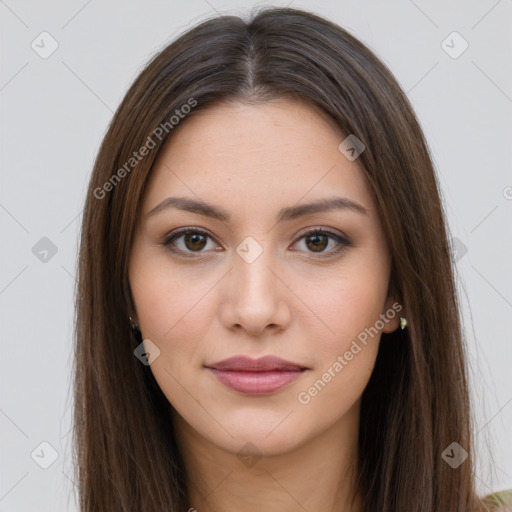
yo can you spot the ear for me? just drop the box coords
[381,294,403,333]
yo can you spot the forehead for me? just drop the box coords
[142,99,374,217]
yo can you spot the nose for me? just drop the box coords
[218,245,292,337]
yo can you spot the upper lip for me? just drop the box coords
[205,355,307,372]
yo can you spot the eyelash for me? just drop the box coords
[162,227,351,258]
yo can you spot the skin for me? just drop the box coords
[128,98,401,512]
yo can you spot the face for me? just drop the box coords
[128,99,400,457]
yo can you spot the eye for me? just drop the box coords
[162,227,351,257]
[292,228,351,257]
[162,228,220,256]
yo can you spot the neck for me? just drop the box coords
[173,403,363,512]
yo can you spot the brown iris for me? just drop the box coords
[184,232,208,251]
[305,233,329,252]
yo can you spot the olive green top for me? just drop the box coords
[483,489,512,511]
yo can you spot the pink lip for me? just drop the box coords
[205,356,307,395]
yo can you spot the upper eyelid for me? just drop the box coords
[163,227,217,244]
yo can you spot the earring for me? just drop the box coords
[400,317,407,330]
[129,316,142,344]
[129,316,139,330]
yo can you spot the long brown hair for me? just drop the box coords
[73,6,488,511]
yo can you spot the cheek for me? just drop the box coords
[130,251,216,348]
[305,260,390,353]
[296,256,389,405]
[129,259,213,407]
[296,283,384,419]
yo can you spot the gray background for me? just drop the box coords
[1,0,511,510]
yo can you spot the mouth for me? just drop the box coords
[204,355,308,395]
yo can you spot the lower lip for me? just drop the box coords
[207,368,304,395]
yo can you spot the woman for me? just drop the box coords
[73,6,511,511]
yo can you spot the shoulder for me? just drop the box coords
[482,489,512,511]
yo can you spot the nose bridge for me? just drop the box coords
[233,237,278,302]
[220,236,290,334]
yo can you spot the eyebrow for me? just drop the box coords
[147,195,368,222]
